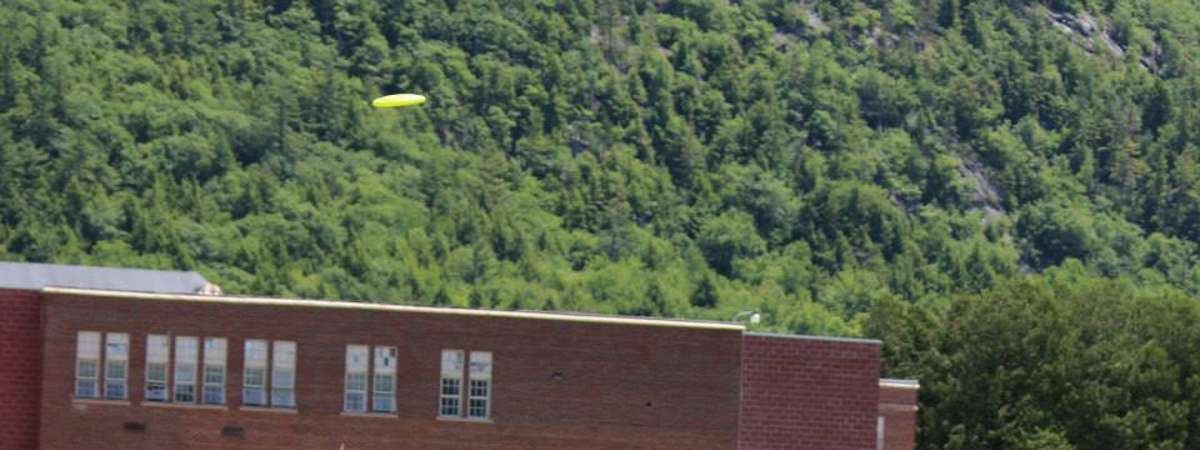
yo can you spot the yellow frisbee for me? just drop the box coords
[372,94,427,109]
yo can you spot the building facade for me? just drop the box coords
[1,282,917,449]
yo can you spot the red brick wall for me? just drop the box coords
[0,289,42,450]
[738,333,881,450]
[40,293,743,450]
[879,384,918,450]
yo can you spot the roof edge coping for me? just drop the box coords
[745,331,882,345]
[880,378,921,389]
[40,287,745,331]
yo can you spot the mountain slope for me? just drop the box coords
[2,0,1200,334]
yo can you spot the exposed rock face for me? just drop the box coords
[1045,9,1132,64]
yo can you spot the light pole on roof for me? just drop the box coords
[732,310,761,325]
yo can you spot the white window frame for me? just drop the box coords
[344,345,368,413]
[202,337,227,405]
[243,339,268,406]
[104,333,129,400]
[75,331,101,399]
[467,351,492,419]
[173,336,198,403]
[145,334,169,402]
[439,349,464,417]
[271,341,296,408]
[373,346,397,413]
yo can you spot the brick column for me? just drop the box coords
[0,289,43,449]
[738,333,881,450]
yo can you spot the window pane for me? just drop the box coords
[469,398,488,418]
[176,363,196,383]
[345,392,366,412]
[273,369,294,388]
[203,338,227,364]
[439,377,461,416]
[77,360,98,378]
[272,341,296,408]
[106,382,127,400]
[440,350,464,377]
[76,380,97,399]
[374,374,395,393]
[271,388,294,407]
[76,331,101,359]
[146,383,167,402]
[468,351,492,380]
[174,384,195,403]
[244,367,265,386]
[439,397,460,416]
[468,379,490,418]
[106,333,129,359]
[203,385,225,405]
[346,373,367,391]
[243,387,265,406]
[103,335,128,402]
[470,380,489,397]
[176,337,199,360]
[373,395,395,413]
[346,345,368,370]
[374,347,397,374]
[441,378,461,396]
[244,340,268,367]
[204,364,225,405]
[175,337,198,403]
[147,335,169,363]
[145,334,169,402]
[273,341,296,369]
[106,361,127,379]
[147,363,168,382]
[204,366,224,384]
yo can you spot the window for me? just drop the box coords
[203,338,227,405]
[104,333,129,400]
[467,351,492,419]
[243,339,268,406]
[174,336,198,403]
[439,350,464,417]
[75,331,101,399]
[373,347,397,413]
[145,335,169,402]
[271,341,296,408]
[344,345,368,413]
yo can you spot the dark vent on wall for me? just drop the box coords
[124,422,146,432]
[222,426,245,438]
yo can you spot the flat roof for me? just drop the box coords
[41,287,745,331]
[0,262,211,294]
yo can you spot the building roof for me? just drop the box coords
[746,331,882,345]
[0,262,216,295]
[880,378,921,389]
[41,287,745,331]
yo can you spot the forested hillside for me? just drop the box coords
[5,0,1200,447]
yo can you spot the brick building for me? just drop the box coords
[0,264,917,449]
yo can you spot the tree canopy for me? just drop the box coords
[4,1,1200,447]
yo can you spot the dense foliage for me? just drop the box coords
[4,0,1200,447]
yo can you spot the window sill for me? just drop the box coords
[239,406,297,414]
[72,398,131,406]
[436,415,493,424]
[341,411,399,419]
[141,402,229,411]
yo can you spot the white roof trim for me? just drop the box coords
[41,287,745,331]
[879,379,921,390]
[746,331,882,345]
